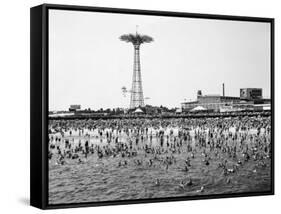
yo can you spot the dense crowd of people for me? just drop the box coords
[48,116,271,191]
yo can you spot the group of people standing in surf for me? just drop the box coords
[48,116,271,192]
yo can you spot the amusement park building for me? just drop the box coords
[181,87,270,112]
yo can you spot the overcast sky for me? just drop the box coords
[49,9,271,111]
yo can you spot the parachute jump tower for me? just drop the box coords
[120,28,153,109]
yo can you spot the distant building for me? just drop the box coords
[182,85,270,112]
[69,105,81,112]
[182,92,241,112]
[240,88,262,100]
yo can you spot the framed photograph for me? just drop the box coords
[30,4,274,209]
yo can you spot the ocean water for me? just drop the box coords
[48,125,271,204]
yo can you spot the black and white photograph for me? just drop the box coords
[47,8,273,205]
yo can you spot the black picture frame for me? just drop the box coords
[30,3,275,209]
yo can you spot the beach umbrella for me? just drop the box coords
[190,106,207,112]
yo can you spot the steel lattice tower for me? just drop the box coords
[120,30,153,109]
